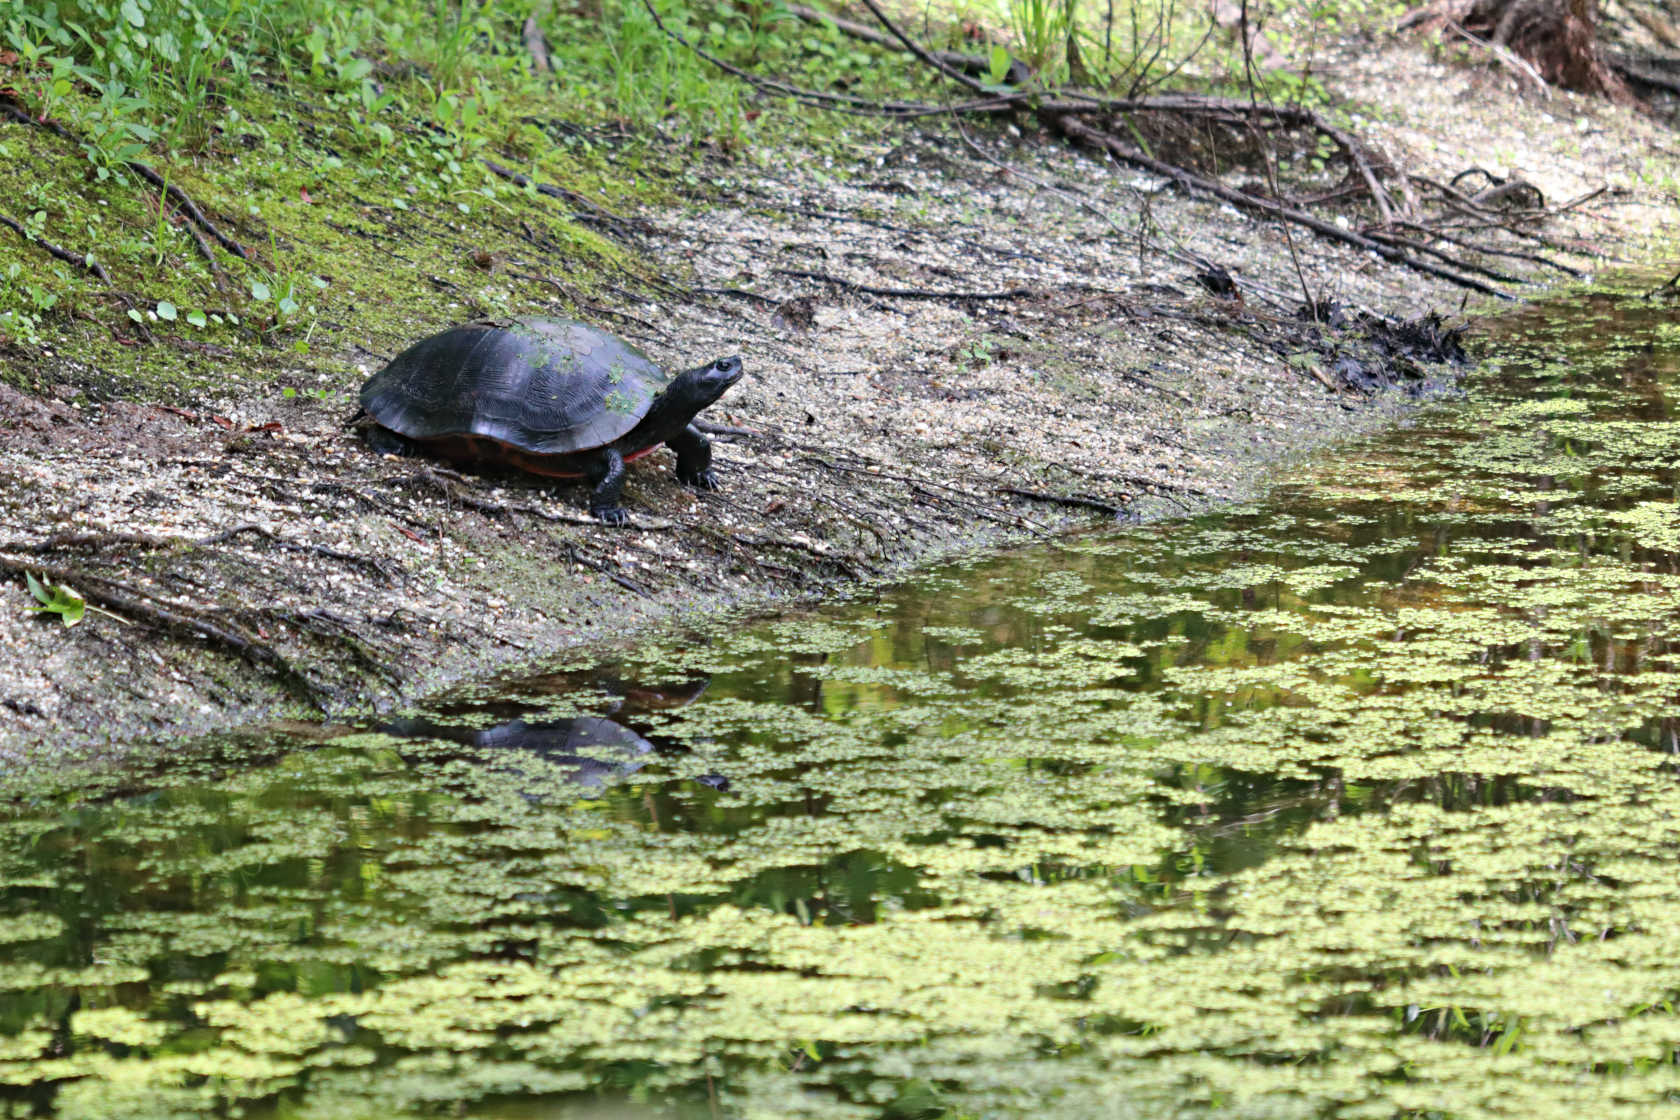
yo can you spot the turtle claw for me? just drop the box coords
[680,469,721,491]
[591,505,630,526]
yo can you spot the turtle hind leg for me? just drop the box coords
[670,425,720,490]
[365,424,420,458]
[582,448,629,525]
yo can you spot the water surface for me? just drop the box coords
[4,284,1680,1118]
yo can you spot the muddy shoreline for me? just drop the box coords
[1,41,1674,758]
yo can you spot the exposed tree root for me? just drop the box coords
[0,552,332,708]
[127,162,250,261]
[0,212,109,281]
[1044,113,1509,298]
[798,452,1058,536]
[0,516,432,708]
[784,3,1030,84]
[774,268,1039,302]
[998,486,1132,516]
[6,525,396,581]
[483,159,644,240]
[1,92,249,283]
[565,545,653,597]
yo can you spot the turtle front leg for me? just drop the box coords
[669,425,720,490]
[582,448,629,525]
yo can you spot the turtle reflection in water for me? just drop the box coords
[382,672,726,791]
[384,714,663,788]
[353,318,744,524]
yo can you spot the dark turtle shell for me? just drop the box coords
[360,318,672,456]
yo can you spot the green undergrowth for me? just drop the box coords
[0,0,929,402]
[0,0,1416,404]
[1,280,1679,1117]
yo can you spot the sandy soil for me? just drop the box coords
[0,39,1674,758]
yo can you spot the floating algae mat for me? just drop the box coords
[5,284,1680,1119]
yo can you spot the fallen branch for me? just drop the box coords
[1383,220,1583,278]
[1444,18,1551,97]
[1045,113,1513,299]
[1361,228,1523,284]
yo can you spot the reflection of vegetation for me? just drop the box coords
[5,285,1680,1116]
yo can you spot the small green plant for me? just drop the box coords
[22,572,123,626]
[77,73,158,179]
[0,261,62,345]
[956,334,997,370]
[1009,0,1077,80]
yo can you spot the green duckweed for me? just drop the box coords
[4,283,1680,1118]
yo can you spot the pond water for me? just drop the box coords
[5,282,1680,1119]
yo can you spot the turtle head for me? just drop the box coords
[668,355,744,413]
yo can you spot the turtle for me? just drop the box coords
[355,318,744,524]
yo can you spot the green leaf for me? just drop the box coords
[988,45,1012,85]
[250,279,271,302]
[127,308,143,323]
[120,0,145,28]
[23,572,86,627]
[186,310,208,328]
[155,300,177,321]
